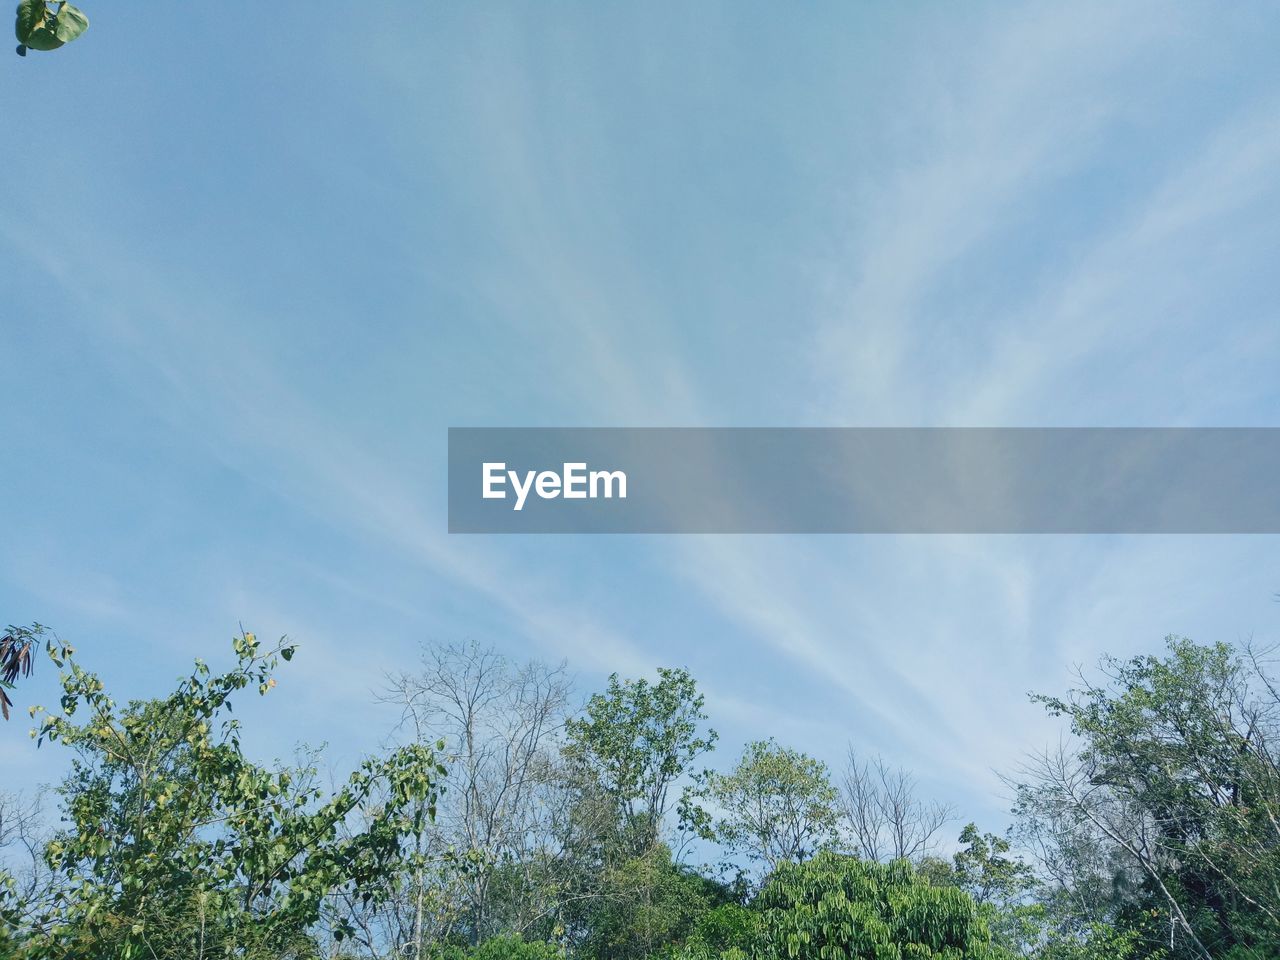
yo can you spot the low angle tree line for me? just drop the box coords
[1,625,1278,958]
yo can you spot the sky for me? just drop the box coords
[4,1,1280,837]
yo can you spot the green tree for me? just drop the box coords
[952,823,1043,954]
[433,932,563,960]
[668,902,761,960]
[755,852,1001,960]
[8,632,445,959]
[564,667,716,857]
[684,739,839,873]
[952,824,1033,908]
[576,843,722,960]
[1033,920,1149,960]
[1018,637,1280,959]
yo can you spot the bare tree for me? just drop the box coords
[0,791,51,932]
[1011,742,1213,960]
[379,641,573,947]
[838,750,953,863]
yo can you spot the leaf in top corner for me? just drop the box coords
[15,0,46,45]
[23,22,62,51]
[54,3,88,43]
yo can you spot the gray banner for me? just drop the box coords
[447,428,1280,533]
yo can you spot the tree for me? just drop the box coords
[0,790,49,955]
[1014,637,1280,959]
[564,667,717,857]
[575,843,727,960]
[839,749,953,862]
[684,739,839,873]
[449,933,563,959]
[14,0,88,56]
[953,823,1035,908]
[550,668,719,958]
[377,641,573,947]
[755,852,1001,960]
[674,902,761,959]
[946,823,1054,956]
[8,631,445,959]
[1033,921,1150,960]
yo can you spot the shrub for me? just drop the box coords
[756,852,1001,959]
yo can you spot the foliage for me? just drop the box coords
[952,824,1033,908]
[4,623,1279,960]
[666,903,762,959]
[433,933,564,959]
[684,739,839,873]
[565,667,717,857]
[948,824,1038,952]
[755,852,1000,960]
[0,624,44,721]
[1032,920,1149,960]
[14,0,87,55]
[574,843,726,960]
[1018,637,1280,959]
[944,824,1148,960]
[8,632,445,960]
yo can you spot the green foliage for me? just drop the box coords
[665,943,753,960]
[667,903,762,959]
[433,933,564,959]
[684,739,839,872]
[1027,637,1280,958]
[1029,926,1152,960]
[575,844,724,960]
[952,824,1033,907]
[565,667,716,856]
[942,824,1146,960]
[9,632,445,959]
[14,0,87,55]
[947,824,1039,953]
[3,625,1275,960]
[756,852,1000,960]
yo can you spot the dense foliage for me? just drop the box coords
[756,853,998,960]
[2,634,444,959]
[1013,638,1280,959]
[1,628,1277,959]
[683,739,840,871]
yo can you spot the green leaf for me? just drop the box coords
[22,21,61,50]
[13,0,69,50]
[15,0,45,44]
[53,2,87,42]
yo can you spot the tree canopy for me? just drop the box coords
[2,627,1277,959]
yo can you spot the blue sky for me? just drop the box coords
[4,1,1280,836]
